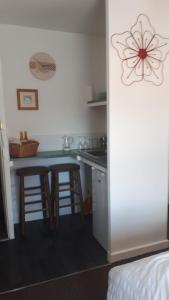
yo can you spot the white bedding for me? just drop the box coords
[107,251,169,300]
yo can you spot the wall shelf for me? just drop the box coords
[87,100,107,107]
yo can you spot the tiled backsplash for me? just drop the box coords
[11,133,106,151]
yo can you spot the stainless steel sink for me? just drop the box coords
[85,150,107,157]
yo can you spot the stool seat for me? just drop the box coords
[50,163,84,226]
[50,164,80,172]
[16,166,49,176]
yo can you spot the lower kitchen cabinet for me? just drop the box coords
[92,167,108,250]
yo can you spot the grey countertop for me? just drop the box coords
[10,149,107,169]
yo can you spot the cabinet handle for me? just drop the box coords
[97,179,101,183]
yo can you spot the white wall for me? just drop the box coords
[107,0,169,262]
[89,36,106,100]
[0,25,106,150]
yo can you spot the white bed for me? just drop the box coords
[107,251,169,300]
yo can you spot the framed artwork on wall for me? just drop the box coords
[17,89,39,110]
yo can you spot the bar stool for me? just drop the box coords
[50,163,84,226]
[16,166,52,236]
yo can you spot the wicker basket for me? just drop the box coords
[9,140,39,158]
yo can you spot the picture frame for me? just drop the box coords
[17,89,39,110]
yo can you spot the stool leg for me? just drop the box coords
[44,174,52,227]
[51,171,59,227]
[70,170,75,214]
[19,175,25,236]
[40,175,47,219]
[55,172,60,227]
[76,170,84,223]
[50,172,55,221]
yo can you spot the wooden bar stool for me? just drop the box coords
[50,163,84,226]
[16,166,52,236]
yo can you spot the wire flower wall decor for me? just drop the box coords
[111,14,169,86]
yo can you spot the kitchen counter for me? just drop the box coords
[10,149,107,170]
[10,150,76,161]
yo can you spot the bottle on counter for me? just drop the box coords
[19,131,24,141]
[19,131,28,142]
[24,131,28,140]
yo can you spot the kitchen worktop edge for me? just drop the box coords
[10,149,107,169]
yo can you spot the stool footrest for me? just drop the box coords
[59,195,71,200]
[25,200,45,206]
[24,186,41,191]
[25,208,47,214]
[59,182,70,186]
[24,192,45,197]
[59,188,74,192]
[59,202,81,209]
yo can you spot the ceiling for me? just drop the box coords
[0,0,105,35]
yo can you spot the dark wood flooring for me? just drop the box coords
[1,249,169,300]
[0,214,107,293]
[0,175,7,240]
[0,264,111,300]
[1,212,168,299]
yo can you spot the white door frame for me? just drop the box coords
[105,0,112,262]
[0,59,14,239]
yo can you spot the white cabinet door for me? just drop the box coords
[92,168,107,250]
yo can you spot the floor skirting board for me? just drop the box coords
[108,239,169,263]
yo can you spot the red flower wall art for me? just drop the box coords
[111,14,169,86]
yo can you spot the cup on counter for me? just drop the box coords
[62,135,73,151]
[78,136,89,150]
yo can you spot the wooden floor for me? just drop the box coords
[0,177,7,240]
[0,264,111,300]
[1,247,169,300]
[0,214,107,293]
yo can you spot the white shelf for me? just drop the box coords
[87,100,107,107]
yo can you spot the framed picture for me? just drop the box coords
[17,89,39,110]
